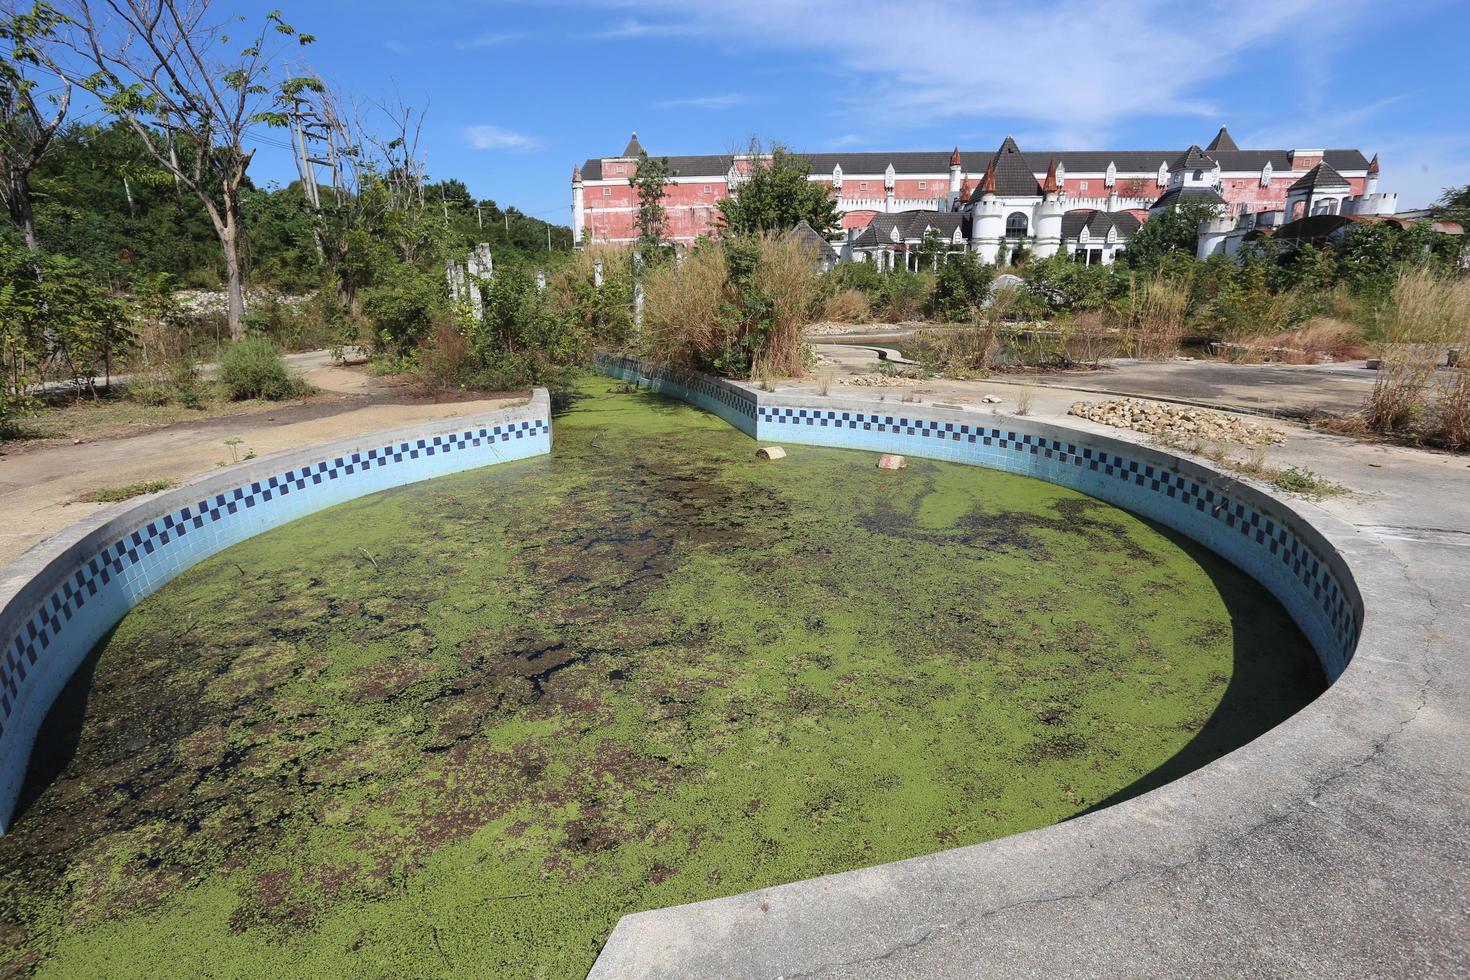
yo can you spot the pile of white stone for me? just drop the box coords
[1069,398,1286,446]
[839,373,920,388]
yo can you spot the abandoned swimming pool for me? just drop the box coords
[0,377,1324,977]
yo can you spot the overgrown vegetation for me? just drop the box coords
[642,232,820,378]
[75,479,172,503]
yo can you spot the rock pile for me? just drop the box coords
[840,373,919,388]
[1069,398,1285,446]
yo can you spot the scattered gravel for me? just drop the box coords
[1069,398,1286,446]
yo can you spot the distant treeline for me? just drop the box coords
[24,121,574,294]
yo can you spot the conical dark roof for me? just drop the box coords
[1174,144,1216,170]
[968,137,1041,200]
[1206,126,1239,153]
[621,131,645,157]
[1288,161,1350,192]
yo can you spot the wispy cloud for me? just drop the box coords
[585,18,705,40]
[463,124,546,153]
[383,40,414,55]
[654,93,749,110]
[573,0,1364,143]
[456,31,525,50]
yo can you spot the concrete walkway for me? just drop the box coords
[815,344,1383,418]
[592,361,1470,978]
[0,357,524,566]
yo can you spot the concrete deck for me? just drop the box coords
[590,362,1470,978]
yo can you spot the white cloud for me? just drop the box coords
[575,0,1363,142]
[463,125,546,153]
[586,18,705,40]
[383,40,414,55]
[456,31,526,49]
[655,93,748,110]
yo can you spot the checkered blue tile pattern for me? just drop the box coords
[594,355,1360,681]
[0,416,550,745]
[596,353,757,436]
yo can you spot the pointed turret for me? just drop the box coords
[949,146,962,168]
[1041,159,1060,196]
[572,164,582,183]
[1206,126,1239,153]
[1366,153,1380,175]
[621,131,645,157]
[975,159,997,198]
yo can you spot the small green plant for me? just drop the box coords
[218,337,301,401]
[1273,466,1348,499]
[76,480,173,503]
[224,437,244,462]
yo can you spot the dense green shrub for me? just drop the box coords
[929,253,996,321]
[218,337,299,400]
[360,264,449,355]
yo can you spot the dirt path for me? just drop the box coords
[0,358,525,566]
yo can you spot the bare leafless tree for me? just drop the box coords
[0,1,71,250]
[58,0,314,339]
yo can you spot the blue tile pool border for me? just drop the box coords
[0,389,552,832]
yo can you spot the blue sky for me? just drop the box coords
[231,0,1469,222]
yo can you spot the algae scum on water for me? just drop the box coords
[0,377,1324,978]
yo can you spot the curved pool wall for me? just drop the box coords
[0,390,552,833]
[597,353,1360,683]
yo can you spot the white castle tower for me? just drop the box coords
[1033,159,1064,259]
[971,159,1005,264]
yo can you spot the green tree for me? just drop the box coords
[1124,199,1222,272]
[0,1,71,250]
[64,1,316,339]
[717,142,840,238]
[628,152,670,260]
[929,252,995,320]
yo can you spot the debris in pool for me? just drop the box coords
[982,395,1003,404]
[756,446,787,460]
[877,454,907,470]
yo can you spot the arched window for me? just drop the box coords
[1006,212,1029,239]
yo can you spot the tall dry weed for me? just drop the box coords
[751,232,823,376]
[1364,268,1470,435]
[1113,274,1190,358]
[641,244,731,370]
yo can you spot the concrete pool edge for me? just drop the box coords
[590,353,1438,977]
[0,389,552,833]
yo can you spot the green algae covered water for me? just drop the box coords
[0,377,1324,978]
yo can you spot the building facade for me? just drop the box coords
[574,128,1383,259]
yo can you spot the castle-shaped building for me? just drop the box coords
[573,128,1394,266]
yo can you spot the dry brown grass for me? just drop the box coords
[1112,274,1190,358]
[1258,317,1369,364]
[751,233,823,377]
[820,288,871,324]
[641,244,731,370]
[1429,370,1470,449]
[918,322,999,377]
[1363,268,1470,438]
[413,319,472,392]
[641,234,820,379]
